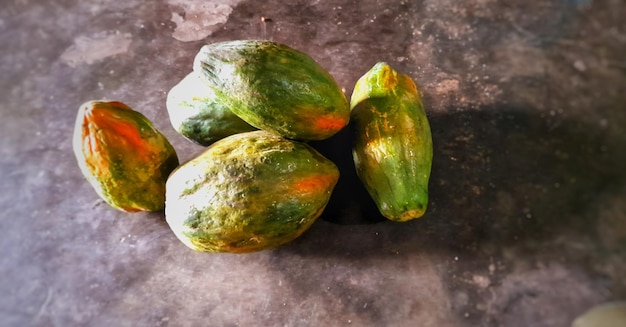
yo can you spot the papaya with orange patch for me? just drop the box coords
[73,101,179,212]
[165,130,339,253]
[193,40,349,140]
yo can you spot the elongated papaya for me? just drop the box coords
[350,63,433,222]
[193,40,349,141]
[165,130,339,253]
[73,101,179,212]
[166,72,256,146]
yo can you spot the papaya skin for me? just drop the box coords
[165,130,339,253]
[73,101,179,212]
[193,40,350,141]
[166,72,256,146]
[350,63,433,222]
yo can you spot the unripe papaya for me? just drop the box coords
[350,63,433,222]
[72,101,179,212]
[193,40,350,141]
[165,130,339,252]
[166,72,256,146]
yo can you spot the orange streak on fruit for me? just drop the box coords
[88,107,151,158]
[314,115,346,132]
[95,114,143,149]
[293,175,332,193]
[399,75,418,95]
[79,103,156,179]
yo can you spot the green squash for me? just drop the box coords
[165,130,339,252]
[73,101,179,212]
[166,72,256,146]
[350,63,433,222]
[193,40,349,141]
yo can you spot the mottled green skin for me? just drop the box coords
[165,130,339,252]
[166,72,256,146]
[73,101,179,212]
[193,40,349,141]
[350,63,433,222]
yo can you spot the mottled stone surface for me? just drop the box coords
[1,0,625,326]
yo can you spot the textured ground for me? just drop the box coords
[1,0,625,326]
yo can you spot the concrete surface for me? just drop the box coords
[1,0,625,326]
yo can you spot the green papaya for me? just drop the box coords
[193,40,349,141]
[166,72,256,146]
[73,101,179,212]
[350,63,433,222]
[165,130,339,253]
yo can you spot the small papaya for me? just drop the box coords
[165,130,339,253]
[73,101,179,212]
[193,40,350,141]
[350,63,433,222]
[166,72,256,146]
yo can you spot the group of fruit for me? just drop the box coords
[73,40,433,253]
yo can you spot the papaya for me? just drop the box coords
[165,130,339,253]
[350,63,433,222]
[193,40,349,141]
[166,72,256,146]
[73,101,179,212]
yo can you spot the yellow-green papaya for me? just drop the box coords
[350,63,433,222]
[165,130,339,252]
[193,40,349,141]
